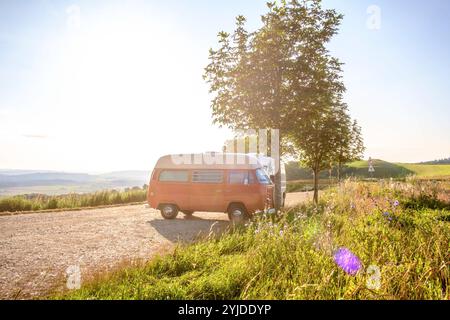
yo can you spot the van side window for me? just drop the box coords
[229,171,254,184]
[192,171,223,183]
[159,170,189,182]
[256,169,271,185]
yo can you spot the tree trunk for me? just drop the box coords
[273,131,282,212]
[337,162,342,182]
[274,166,282,211]
[313,168,319,205]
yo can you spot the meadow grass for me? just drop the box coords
[58,180,449,300]
[0,187,147,213]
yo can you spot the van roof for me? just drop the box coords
[154,153,263,170]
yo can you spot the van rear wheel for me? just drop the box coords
[227,204,248,225]
[160,204,179,220]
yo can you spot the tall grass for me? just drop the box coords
[58,180,449,300]
[0,187,147,213]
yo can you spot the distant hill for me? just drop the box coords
[99,171,150,181]
[0,170,150,196]
[0,169,55,175]
[0,172,95,187]
[286,159,450,180]
[419,157,450,165]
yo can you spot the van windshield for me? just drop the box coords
[256,169,272,185]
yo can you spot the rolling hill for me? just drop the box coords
[0,170,150,196]
[286,159,450,180]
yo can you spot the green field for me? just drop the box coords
[399,163,450,178]
[286,160,450,180]
[56,180,450,300]
[347,160,450,178]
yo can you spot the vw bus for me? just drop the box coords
[147,153,274,223]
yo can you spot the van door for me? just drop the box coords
[155,170,191,211]
[190,170,225,212]
[225,170,261,213]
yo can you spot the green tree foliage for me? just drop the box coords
[332,118,365,181]
[289,103,341,203]
[204,0,362,205]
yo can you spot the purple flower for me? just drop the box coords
[393,200,400,207]
[383,212,393,221]
[333,248,362,276]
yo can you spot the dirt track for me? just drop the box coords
[0,192,312,299]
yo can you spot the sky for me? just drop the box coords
[0,0,449,173]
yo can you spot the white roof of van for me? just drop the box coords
[154,153,263,170]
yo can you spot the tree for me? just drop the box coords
[204,0,345,209]
[289,102,341,204]
[289,97,364,203]
[332,116,365,181]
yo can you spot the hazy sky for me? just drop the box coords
[0,0,449,172]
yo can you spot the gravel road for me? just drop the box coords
[0,192,312,299]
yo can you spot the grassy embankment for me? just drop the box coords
[58,179,450,300]
[0,187,147,213]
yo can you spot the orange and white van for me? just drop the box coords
[147,153,274,223]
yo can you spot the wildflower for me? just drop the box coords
[295,212,307,220]
[383,212,393,221]
[333,247,362,276]
[350,203,356,209]
[393,200,400,207]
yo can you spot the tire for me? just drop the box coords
[183,211,194,217]
[227,204,248,225]
[159,204,179,220]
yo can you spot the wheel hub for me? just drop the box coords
[163,206,173,215]
[232,210,243,217]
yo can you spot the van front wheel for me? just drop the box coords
[160,204,179,220]
[227,204,248,225]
